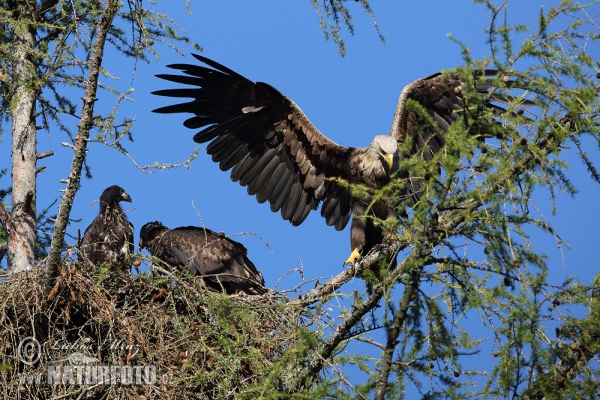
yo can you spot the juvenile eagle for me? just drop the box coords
[153,55,518,264]
[79,185,134,271]
[139,221,267,295]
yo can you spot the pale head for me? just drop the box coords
[371,135,399,172]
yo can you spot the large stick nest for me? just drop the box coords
[0,259,305,399]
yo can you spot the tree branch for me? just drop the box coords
[0,241,7,267]
[292,245,406,306]
[374,261,421,399]
[0,204,15,233]
[0,205,14,269]
[43,0,121,301]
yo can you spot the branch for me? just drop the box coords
[0,241,7,266]
[0,204,14,233]
[0,202,16,272]
[525,296,600,400]
[43,0,121,301]
[36,150,54,159]
[297,254,410,386]
[298,275,384,387]
[374,261,421,400]
[0,205,14,267]
[291,245,404,306]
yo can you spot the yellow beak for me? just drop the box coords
[383,153,394,171]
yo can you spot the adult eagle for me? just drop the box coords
[153,55,516,264]
[79,185,134,271]
[139,221,267,295]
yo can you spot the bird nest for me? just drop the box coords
[0,258,307,399]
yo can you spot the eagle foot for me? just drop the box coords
[344,248,361,266]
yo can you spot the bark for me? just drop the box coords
[8,5,39,273]
[43,0,121,299]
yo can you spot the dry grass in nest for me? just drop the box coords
[0,257,305,399]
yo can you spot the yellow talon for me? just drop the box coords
[344,248,361,265]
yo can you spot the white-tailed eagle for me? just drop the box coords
[153,55,519,264]
[139,221,267,295]
[79,185,134,271]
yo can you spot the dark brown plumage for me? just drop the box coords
[153,55,524,264]
[139,221,267,295]
[79,185,134,271]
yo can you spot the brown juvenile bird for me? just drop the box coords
[139,221,267,295]
[79,185,134,271]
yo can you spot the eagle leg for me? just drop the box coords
[344,248,361,265]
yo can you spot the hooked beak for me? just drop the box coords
[121,192,132,203]
[382,153,395,172]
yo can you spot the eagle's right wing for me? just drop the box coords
[153,55,356,231]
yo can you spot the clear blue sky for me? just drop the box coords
[1,0,598,392]
[59,0,596,289]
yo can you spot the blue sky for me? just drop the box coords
[1,0,599,392]
[66,0,597,289]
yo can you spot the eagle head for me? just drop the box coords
[139,221,167,249]
[100,185,132,205]
[371,135,399,173]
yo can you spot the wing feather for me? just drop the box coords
[390,69,533,200]
[256,161,288,204]
[239,147,279,187]
[153,55,355,230]
[391,70,533,144]
[281,179,303,222]
[247,152,282,196]
[168,228,266,294]
[292,189,311,224]
[321,189,352,231]
[142,224,266,294]
[270,174,295,214]
[268,167,293,210]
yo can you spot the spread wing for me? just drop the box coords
[390,70,530,200]
[391,70,528,155]
[159,227,266,295]
[153,54,356,231]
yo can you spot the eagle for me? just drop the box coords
[79,185,134,271]
[153,55,518,264]
[139,221,267,295]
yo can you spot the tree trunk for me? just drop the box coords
[8,11,38,273]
